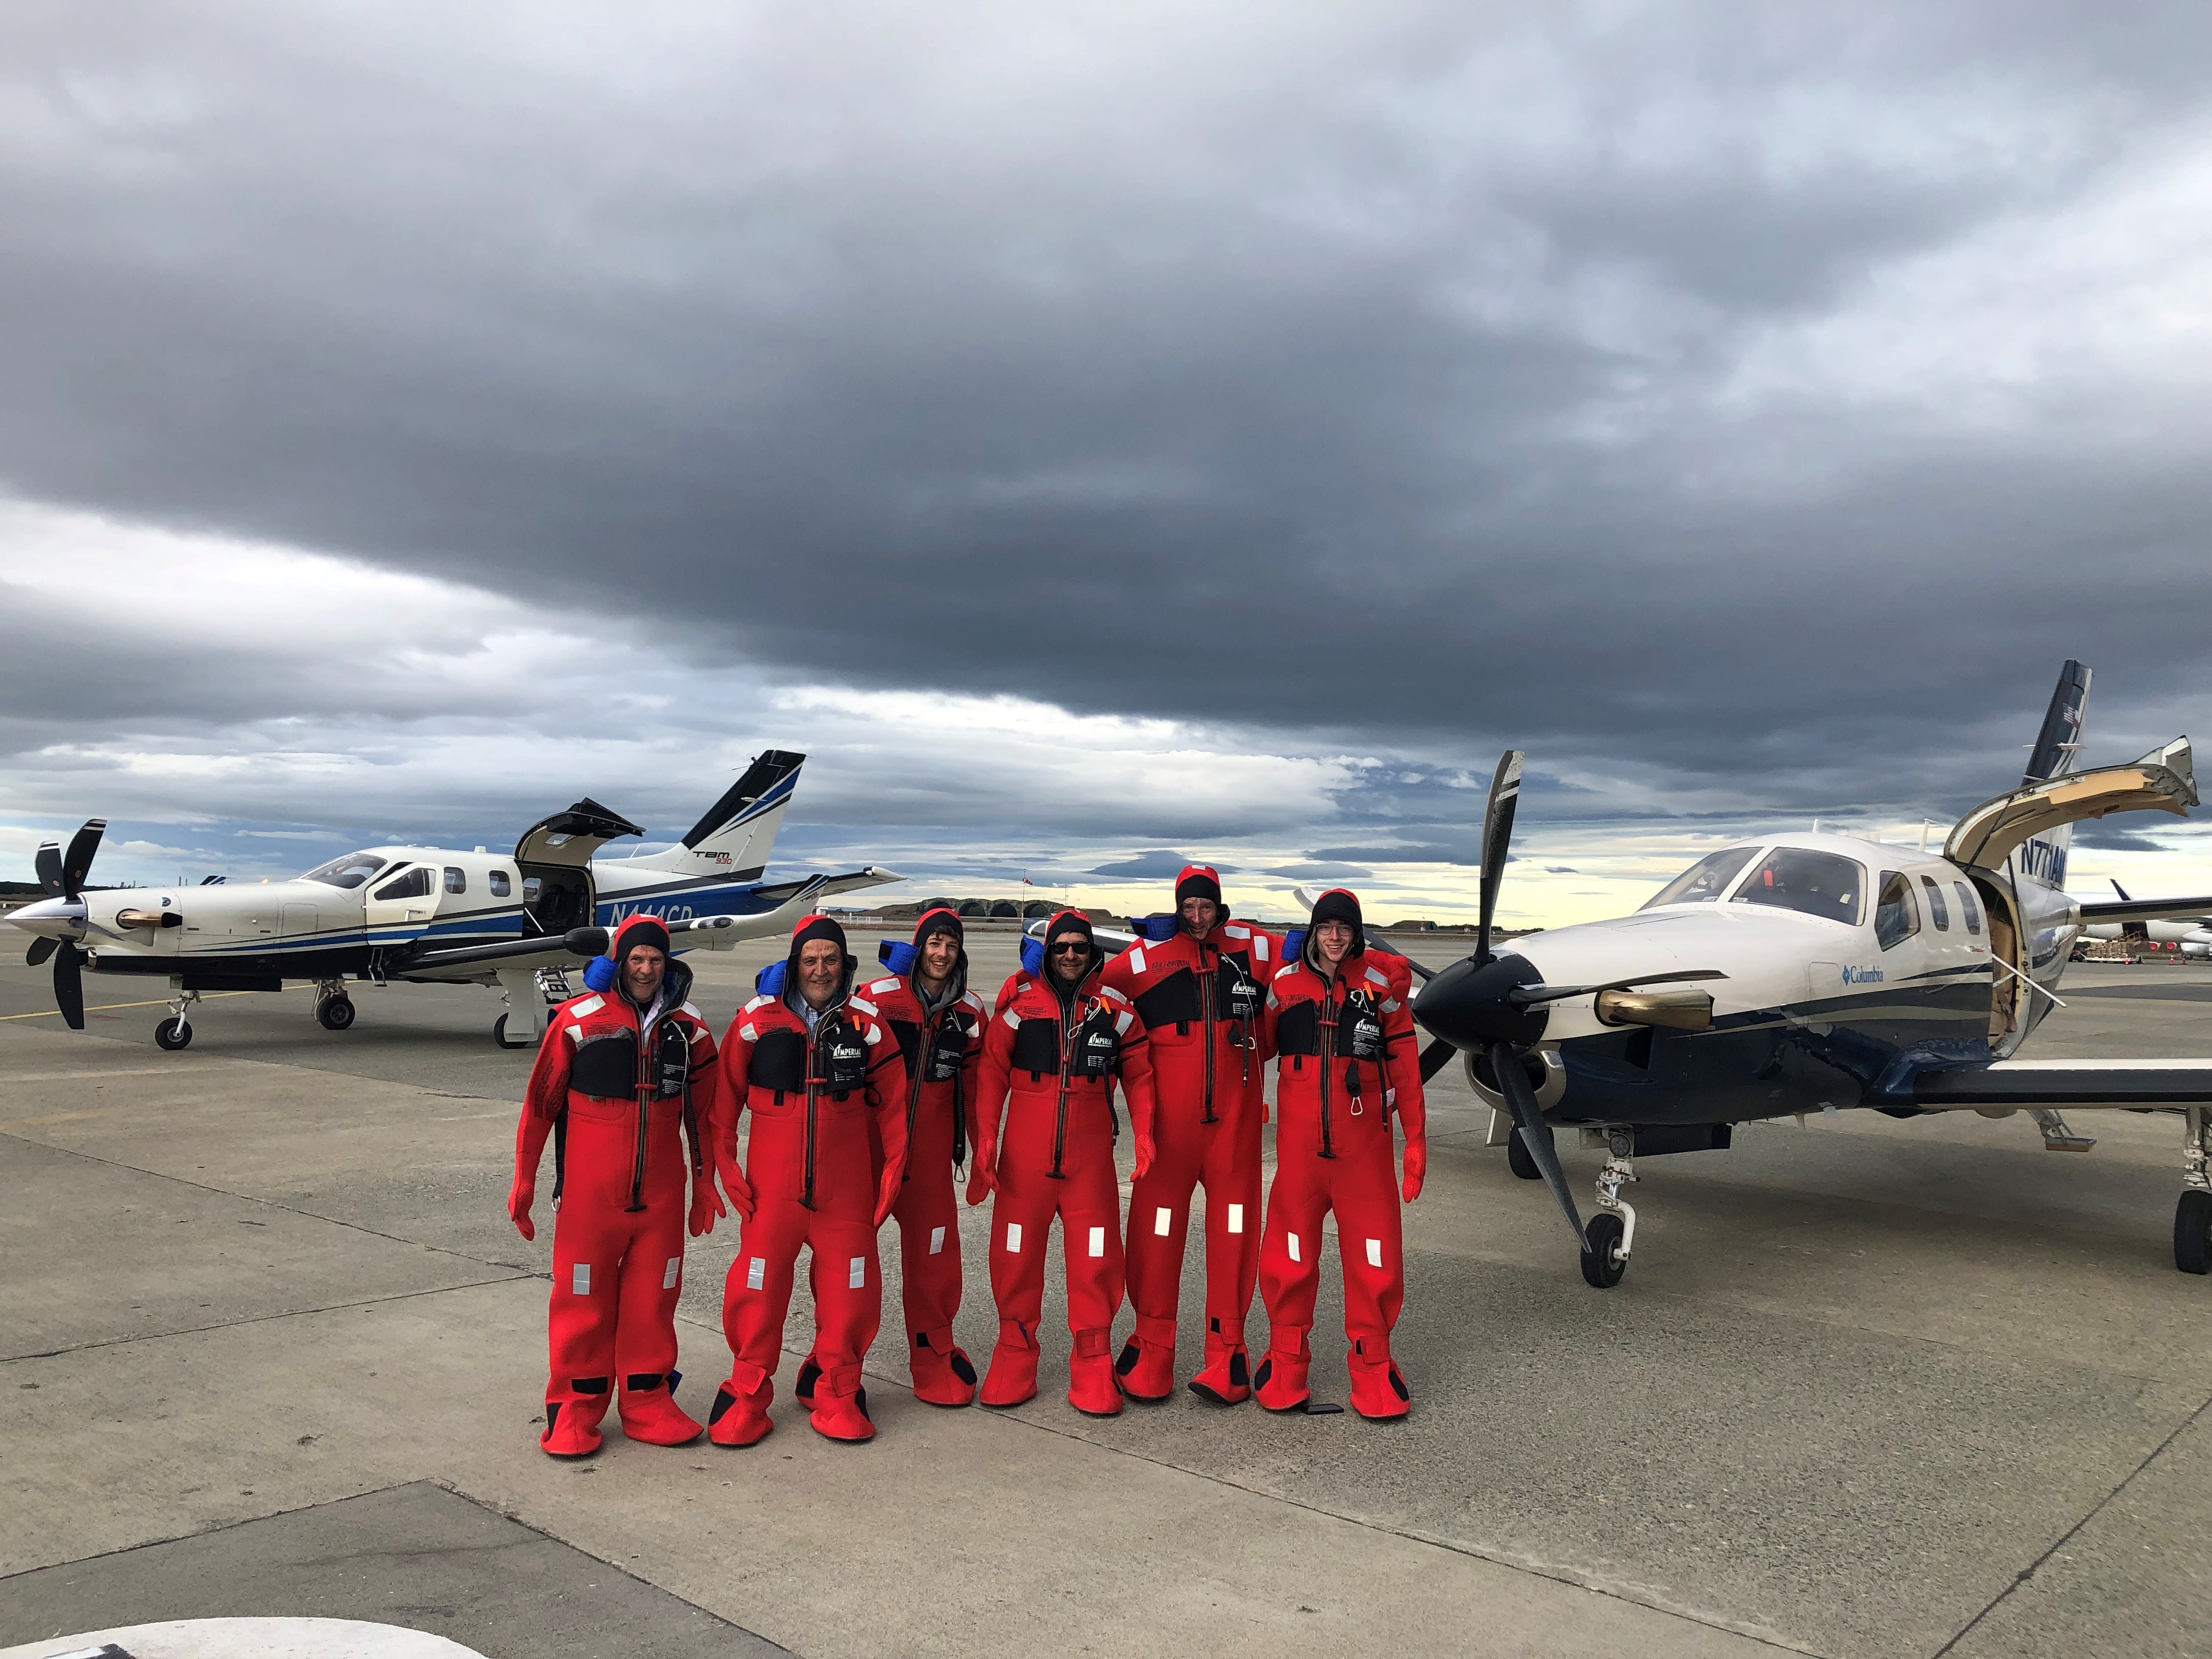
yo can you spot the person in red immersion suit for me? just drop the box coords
[1254,889,1427,1420]
[968,910,1157,1415]
[706,915,909,1447]
[853,908,987,1406]
[1101,865,1280,1404]
[508,914,726,1458]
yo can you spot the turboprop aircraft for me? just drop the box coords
[2076,879,2211,957]
[7,750,898,1051]
[1387,662,2212,1286]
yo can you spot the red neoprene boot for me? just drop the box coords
[810,1362,876,1443]
[981,1319,1040,1408]
[1187,1315,1251,1406]
[1252,1331,1312,1413]
[707,1363,775,1448]
[910,1327,978,1407]
[1347,1339,1411,1421]
[618,1372,704,1446]
[1068,1327,1124,1417]
[540,1381,611,1458]
[1114,1314,1176,1404]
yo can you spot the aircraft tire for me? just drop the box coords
[2177,1190,2212,1276]
[1580,1212,1627,1289]
[316,995,357,1032]
[155,1018,193,1052]
[493,1014,533,1051]
[1506,1127,1542,1181]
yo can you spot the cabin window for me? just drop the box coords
[373,866,433,902]
[1729,848,1864,926]
[1953,881,1982,935]
[443,867,467,895]
[301,852,387,890]
[1918,874,1950,930]
[1875,871,1921,950]
[1642,846,1759,909]
[489,870,512,898]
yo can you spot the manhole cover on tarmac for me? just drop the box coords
[0,1618,489,1659]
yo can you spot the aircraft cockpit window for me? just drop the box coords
[489,870,512,897]
[373,866,433,902]
[1875,871,1921,950]
[443,867,467,895]
[1953,881,1982,935]
[1918,874,1950,930]
[1641,847,1758,909]
[302,852,388,890]
[1729,849,1864,925]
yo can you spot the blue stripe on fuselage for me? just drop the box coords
[598,883,782,925]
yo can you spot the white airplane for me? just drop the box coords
[1382,662,2212,1285]
[2076,879,2211,957]
[8,750,899,1051]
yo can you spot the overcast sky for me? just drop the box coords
[4,1,2210,923]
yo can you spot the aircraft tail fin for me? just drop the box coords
[2023,660,2091,786]
[626,751,806,878]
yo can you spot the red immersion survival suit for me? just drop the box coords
[856,908,987,1406]
[1100,865,1279,1403]
[1255,889,1427,1420]
[509,914,725,1458]
[969,910,1157,1415]
[707,915,909,1446]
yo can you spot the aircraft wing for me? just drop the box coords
[2077,895,2212,924]
[754,866,901,904]
[1911,1059,2212,1109]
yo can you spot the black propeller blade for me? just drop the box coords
[54,941,86,1030]
[60,820,105,898]
[1417,1036,1457,1083]
[1488,1041,1584,1249]
[26,937,58,968]
[1474,751,1523,966]
[35,841,63,897]
[1508,969,1729,1007]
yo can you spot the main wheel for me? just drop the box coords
[2177,1190,2212,1275]
[1506,1126,1542,1181]
[493,1013,533,1050]
[154,1018,192,1051]
[1580,1212,1627,1288]
[316,995,357,1032]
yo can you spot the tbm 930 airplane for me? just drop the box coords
[7,750,898,1052]
[1390,662,2212,1285]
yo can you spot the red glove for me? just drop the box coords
[715,1147,757,1221]
[964,1156,995,1206]
[506,1176,535,1242]
[1401,1136,1427,1203]
[687,1173,725,1238]
[1132,1132,1155,1183]
[873,1165,903,1229]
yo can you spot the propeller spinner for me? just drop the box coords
[21,819,105,1030]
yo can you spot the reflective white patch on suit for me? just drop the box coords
[865,978,899,996]
[572,1263,591,1295]
[1366,1237,1384,1268]
[1127,945,1147,974]
[963,991,985,1011]
[929,1226,946,1255]
[1286,1234,1301,1263]
[681,1001,701,1019]
[865,1025,881,1045]
[1088,1226,1106,1258]
[1115,1011,1133,1034]
[1154,1206,1172,1236]
[850,996,877,1015]
[565,1024,585,1045]
[1001,1008,1020,1029]
[738,1023,757,1041]
[1365,967,1389,986]
[1274,964,1297,980]
[1227,1203,1244,1233]
[663,1257,681,1289]
[1381,998,1401,1012]
[848,1255,866,1289]
[1006,1222,1023,1252]
[746,1256,765,1290]
[1255,935,1271,961]
[572,994,606,1017]
[1225,926,1249,940]
[743,995,774,1013]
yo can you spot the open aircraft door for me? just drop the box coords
[1946,739,2197,1047]
[514,798,644,935]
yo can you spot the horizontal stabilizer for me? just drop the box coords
[1912,1059,2212,1109]
[753,865,901,904]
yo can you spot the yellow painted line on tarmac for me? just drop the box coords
[0,990,266,1021]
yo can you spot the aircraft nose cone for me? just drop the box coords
[5,896,84,938]
[1411,952,1548,1049]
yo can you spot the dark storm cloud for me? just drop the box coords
[1088,851,1200,879]
[5,1,2212,834]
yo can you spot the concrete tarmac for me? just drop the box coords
[2,944,2208,1658]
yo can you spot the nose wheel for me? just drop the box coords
[154,988,200,1051]
[2180,1109,2211,1276]
[1581,1132,1638,1289]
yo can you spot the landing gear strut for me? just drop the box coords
[2179,1108,2212,1276]
[154,988,199,1051]
[314,979,357,1032]
[1581,1130,1637,1289]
